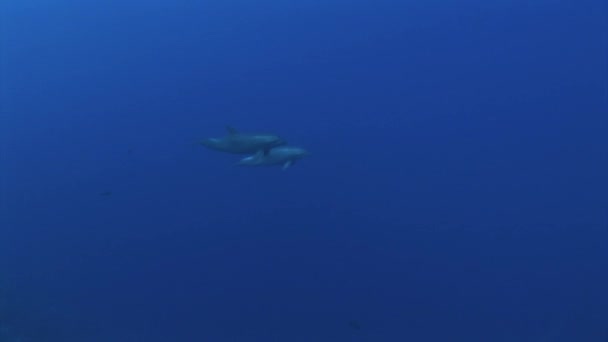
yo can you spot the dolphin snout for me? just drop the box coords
[273,137,287,147]
[295,149,310,158]
[199,138,219,147]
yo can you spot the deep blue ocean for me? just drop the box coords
[1,0,607,341]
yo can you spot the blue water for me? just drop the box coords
[1,0,607,341]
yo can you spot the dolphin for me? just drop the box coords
[199,126,286,155]
[236,146,309,170]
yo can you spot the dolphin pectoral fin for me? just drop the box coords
[225,125,238,135]
[282,161,293,170]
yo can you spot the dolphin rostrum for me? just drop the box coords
[199,126,286,154]
[236,146,309,170]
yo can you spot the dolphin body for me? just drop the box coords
[237,146,309,170]
[199,126,286,155]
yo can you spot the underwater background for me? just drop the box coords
[1,0,607,341]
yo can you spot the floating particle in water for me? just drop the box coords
[348,320,362,330]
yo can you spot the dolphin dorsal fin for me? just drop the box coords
[225,126,238,135]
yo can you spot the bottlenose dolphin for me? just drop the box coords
[237,146,309,170]
[199,126,286,154]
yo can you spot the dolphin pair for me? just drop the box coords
[200,126,309,169]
